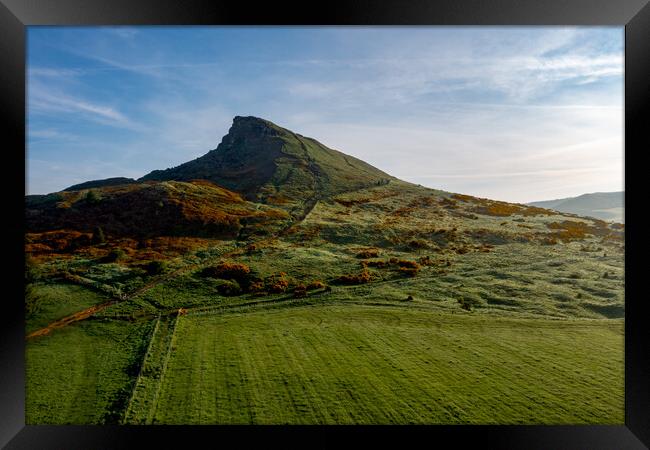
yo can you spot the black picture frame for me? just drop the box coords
[2,1,648,448]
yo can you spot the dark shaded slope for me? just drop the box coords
[64,177,137,191]
[25,181,289,239]
[140,116,394,208]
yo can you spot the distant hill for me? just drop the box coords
[527,192,623,223]
[64,177,137,191]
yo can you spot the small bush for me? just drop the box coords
[91,226,106,244]
[248,281,265,293]
[337,268,372,285]
[217,280,242,296]
[293,285,307,298]
[306,280,326,290]
[457,296,480,311]
[408,239,429,249]
[25,284,43,316]
[85,189,102,204]
[144,260,166,275]
[357,249,379,259]
[366,260,387,268]
[418,256,434,266]
[268,279,289,293]
[103,248,126,263]
[202,261,250,280]
[397,260,420,269]
[399,267,420,277]
[541,237,558,245]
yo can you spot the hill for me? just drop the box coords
[527,191,623,223]
[24,116,625,425]
[63,177,137,191]
[140,116,393,217]
[26,180,289,242]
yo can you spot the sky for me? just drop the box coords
[26,27,624,203]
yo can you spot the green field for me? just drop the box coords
[25,318,153,424]
[25,283,113,334]
[133,305,624,425]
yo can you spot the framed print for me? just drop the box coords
[1,0,649,448]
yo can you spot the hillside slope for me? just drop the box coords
[26,180,289,240]
[140,116,394,215]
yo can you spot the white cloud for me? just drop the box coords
[28,83,142,130]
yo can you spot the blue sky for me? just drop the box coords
[27,27,623,202]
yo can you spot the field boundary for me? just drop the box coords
[147,311,180,424]
[121,315,161,424]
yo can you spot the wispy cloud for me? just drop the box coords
[26,27,623,200]
[28,83,142,130]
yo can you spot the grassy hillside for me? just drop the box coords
[24,117,625,425]
[141,116,393,215]
[25,180,290,241]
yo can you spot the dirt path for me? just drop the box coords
[26,299,118,339]
[25,244,238,340]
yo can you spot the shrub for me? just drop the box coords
[91,226,106,244]
[479,202,522,217]
[202,261,250,280]
[366,260,387,268]
[357,249,379,259]
[248,281,265,292]
[399,266,420,277]
[293,284,307,298]
[457,296,479,311]
[103,248,126,263]
[25,256,40,284]
[85,189,102,204]
[408,239,429,249]
[144,260,166,275]
[418,256,435,266]
[268,278,289,293]
[546,220,597,241]
[337,268,372,285]
[397,260,420,269]
[440,197,458,209]
[25,284,43,316]
[217,280,242,296]
[307,280,326,290]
